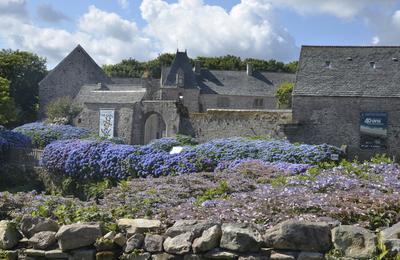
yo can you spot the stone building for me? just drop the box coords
[290,46,400,159]
[39,45,294,144]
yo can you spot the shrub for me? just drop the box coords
[0,129,31,159]
[13,122,91,149]
[275,81,294,108]
[45,97,82,124]
[42,137,341,181]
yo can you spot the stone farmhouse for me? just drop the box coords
[290,46,400,159]
[39,45,295,144]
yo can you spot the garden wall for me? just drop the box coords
[185,109,292,142]
[2,216,398,260]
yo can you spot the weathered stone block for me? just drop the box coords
[220,223,262,253]
[144,234,164,253]
[331,225,376,259]
[68,248,96,260]
[166,220,219,238]
[96,251,116,260]
[125,233,145,253]
[28,231,56,250]
[56,223,102,251]
[264,220,332,252]
[151,253,177,260]
[45,249,69,258]
[20,216,59,238]
[163,232,194,255]
[117,219,161,236]
[203,248,238,259]
[297,251,325,260]
[192,225,221,253]
[0,220,21,250]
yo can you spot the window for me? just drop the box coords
[325,61,331,68]
[217,97,230,108]
[253,98,264,108]
[176,69,184,87]
[370,61,376,69]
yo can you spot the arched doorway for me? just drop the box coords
[144,113,167,144]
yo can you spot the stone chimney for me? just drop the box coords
[247,63,253,76]
[193,60,201,74]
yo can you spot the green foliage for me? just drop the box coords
[0,77,16,125]
[102,53,298,78]
[45,97,82,124]
[176,134,198,146]
[0,49,47,125]
[370,154,393,164]
[268,175,288,187]
[196,181,229,204]
[275,81,294,108]
[103,53,176,78]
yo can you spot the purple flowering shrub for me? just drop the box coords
[42,137,341,181]
[0,129,31,160]
[13,122,91,149]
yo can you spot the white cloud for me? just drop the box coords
[0,0,27,18]
[370,9,400,45]
[140,0,298,61]
[266,0,396,18]
[0,0,301,67]
[118,0,129,10]
[36,3,70,23]
[0,5,155,66]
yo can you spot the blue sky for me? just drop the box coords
[1,0,400,67]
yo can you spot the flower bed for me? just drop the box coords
[3,158,400,231]
[41,137,342,181]
[13,122,91,149]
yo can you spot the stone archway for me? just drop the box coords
[144,112,167,144]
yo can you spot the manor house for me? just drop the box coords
[39,45,295,144]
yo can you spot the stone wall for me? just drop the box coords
[185,109,292,142]
[290,96,400,160]
[1,217,398,260]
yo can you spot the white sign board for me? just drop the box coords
[99,109,114,139]
[170,146,183,155]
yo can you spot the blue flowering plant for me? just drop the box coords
[13,122,91,149]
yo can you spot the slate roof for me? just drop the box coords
[162,51,198,89]
[196,70,295,96]
[75,84,146,104]
[39,44,112,87]
[294,46,400,97]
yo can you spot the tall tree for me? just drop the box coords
[0,77,16,125]
[0,50,47,125]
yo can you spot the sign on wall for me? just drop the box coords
[360,112,387,149]
[99,109,114,139]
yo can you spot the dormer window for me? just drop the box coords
[325,61,331,68]
[370,61,376,69]
[176,69,184,87]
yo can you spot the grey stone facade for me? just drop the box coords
[291,46,400,159]
[39,45,293,144]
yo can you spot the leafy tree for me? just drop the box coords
[45,97,82,125]
[0,77,16,125]
[0,49,47,125]
[103,53,298,78]
[275,81,294,108]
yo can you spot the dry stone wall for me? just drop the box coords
[1,217,398,260]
